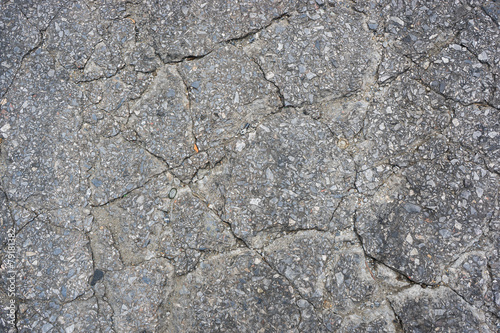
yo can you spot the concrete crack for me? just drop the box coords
[352,215,436,288]
[387,298,406,333]
[249,57,286,108]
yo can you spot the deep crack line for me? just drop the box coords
[175,65,198,151]
[352,212,436,288]
[225,12,291,46]
[1,1,64,100]
[88,169,168,208]
[189,182,325,326]
[250,57,286,108]
[387,298,406,333]
[443,283,500,322]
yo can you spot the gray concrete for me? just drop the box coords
[1,0,499,332]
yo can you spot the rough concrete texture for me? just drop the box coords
[0,0,499,332]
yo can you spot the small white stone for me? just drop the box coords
[0,123,11,132]
[379,75,391,82]
[145,250,155,260]
[390,16,405,26]
[259,124,270,132]
[136,195,145,204]
[235,141,245,152]
[335,272,344,286]
[306,72,317,80]
[265,168,274,181]
[250,198,261,205]
[406,233,413,245]
[478,51,488,61]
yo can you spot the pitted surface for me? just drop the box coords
[1,1,499,332]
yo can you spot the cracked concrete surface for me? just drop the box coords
[0,0,499,332]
